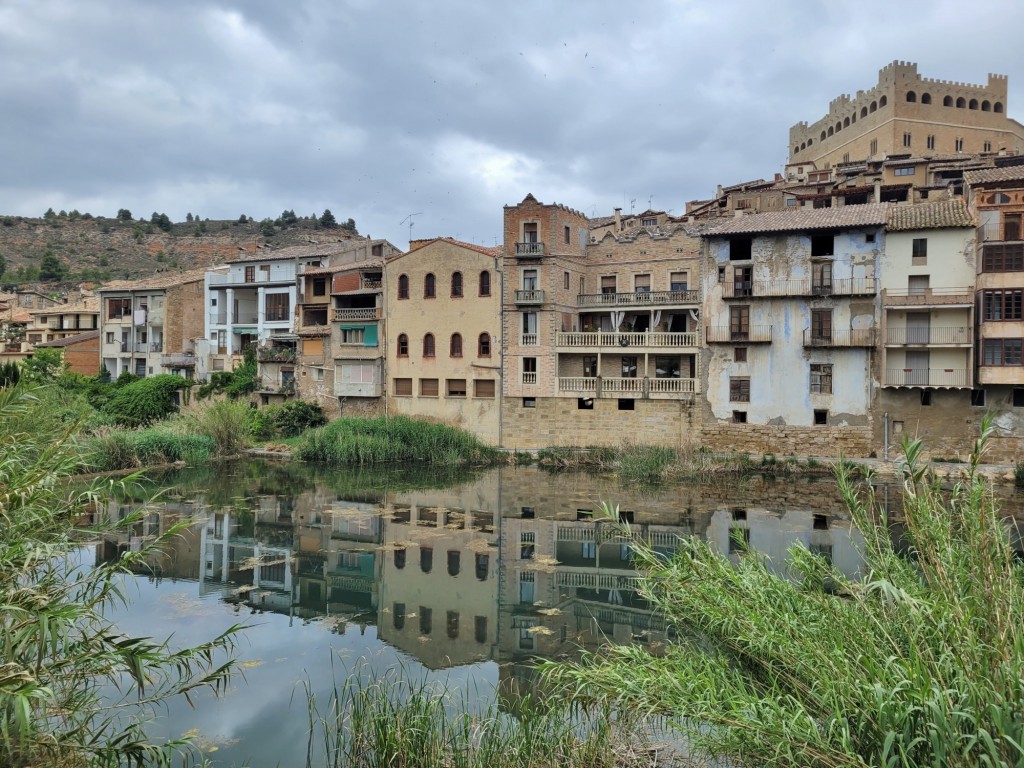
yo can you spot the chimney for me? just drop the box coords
[613,207,622,231]
[774,172,783,181]
[873,179,882,204]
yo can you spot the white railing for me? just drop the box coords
[555,571,641,590]
[558,377,598,392]
[557,377,697,395]
[556,332,698,348]
[522,371,537,384]
[600,377,644,394]
[333,308,380,321]
[577,290,699,306]
[514,289,545,303]
[521,333,538,346]
[648,377,697,394]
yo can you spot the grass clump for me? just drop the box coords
[303,667,665,768]
[546,417,1024,767]
[616,443,676,484]
[294,415,499,466]
[85,424,216,471]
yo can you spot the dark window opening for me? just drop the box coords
[419,607,432,636]
[475,554,489,581]
[734,347,747,362]
[971,389,986,407]
[420,548,433,573]
[447,550,461,577]
[813,409,828,425]
[1014,388,1024,407]
[520,506,535,519]
[618,399,635,411]
[920,389,933,406]
[393,602,406,630]
[732,410,747,423]
[577,397,594,410]
[522,397,536,408]
[813,514,829,530]
[729,238,752,260]
[732,508,747,521]
[810,234,835,257]
[394,548,406,569]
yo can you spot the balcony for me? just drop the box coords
[706,326,773,343]
[981,241,1024,272]
[522,371,537,385]
[885,326,971,346]
[361,278,382,290]
[883,288,973,307]
[722,277,876,299]
[514,242,545,258]
[521,333,539,346]
[576,289,700,307]
[557,377,698,397]
[334,307,380,322]
[514,289,545,304]
[802,328,875,347]
[257,347,296,363]
[884,368,969,388]
[161,353,196,368]
[556,331,699,349]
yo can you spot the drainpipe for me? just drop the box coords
[883,411,889,461]
[496,254,504,448]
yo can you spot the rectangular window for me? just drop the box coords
[446,379,466,397]
[814,409,829,425]
[107,298,131,319]
[730,305,750,341]
[105,332,115,344]
[902,133,911,148]
[983,339,1023,366]
[927,135,935,150]
[732,410,747,423]
[312,277,327,296]
[811,309,833,342]
[394,378,412,396]
[983,290,1024,320]
[971,389,986,407]
[420,378,439,397]
[729,376,750,402]
[522,268,538,291]
[600,275,616,294]
[563,271,569,290]
[734,347,747,362]
[982,244,1024,272]
[812,261,833,293]
[870,139,878,155]
[341,327,365,344]
[894,166,914,176]
[265,293,289,322]
[634,274,651,293]
[520,532,535,560]
[260,265,270,279]
[244,265,255,283]
[955,137,964,152]
[810,363,833,394]
[313,367,325,382]
[582,355,597,377]
[912,238,927,263]
[729,238,752,260]
[522,357,537,385]
[810,234,835,257]
[522,222,538,242]
[522,397,536,408]
[670,271,688,291]
[621,356,637,378]
[473,379,495,398]
[617,399,635,411]
[732,266,752,297]
[1005,214,1022,241]
[985,141,993,152]
[564,225,571,244]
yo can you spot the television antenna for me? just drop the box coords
[399,213,423,246]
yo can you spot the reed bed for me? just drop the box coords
[84,424,217,471]
[295,415,501,466]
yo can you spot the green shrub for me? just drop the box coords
[101,374,188,427]
[246,405,276,439]
[272,400,326,437]
[188,400,251,455]
[85,426,216,470]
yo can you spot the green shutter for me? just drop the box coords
[364,324,378,347]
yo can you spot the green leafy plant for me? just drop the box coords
[101,374,189,427]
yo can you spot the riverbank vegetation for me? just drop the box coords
[545,420,1024,767]
[0,384,242,767]
[295,414,501,466]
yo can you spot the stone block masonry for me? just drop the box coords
[698,423,873,458]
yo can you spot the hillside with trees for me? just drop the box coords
[0,209,360,286]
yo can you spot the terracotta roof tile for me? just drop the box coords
[886,200,974,231]
[964,165,1024,186]
[406,237,501,258]
[97,268,208,292]
[705,203,890,237]
[37,330,101,347]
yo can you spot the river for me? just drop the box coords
[93,458,1022,766]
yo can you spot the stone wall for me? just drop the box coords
[698,423,874,458]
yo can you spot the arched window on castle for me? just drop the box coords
[879,95,887,107]
[424,273,436,298]
[906,91,916,103]
[943,95,953,107]
[479,270,490,296]
[423,333,435,358]
[870,101,877,113]
[835,122,841,133]
[827,126,834,137]
[861,106,867,118]
[398,274,409,299]
[982,100,991,112]
[820,131,826,141]
[995,102,1004,113]
[451,271,463,297]
[969,99,979,110]
[397,334,408,357]
[450,333,462,358]
[956,97,966,108]
[843,117,850,128]
[921,93,932,104]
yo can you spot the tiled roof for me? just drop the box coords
[406,237,501,258]
[29,297,99,316]
[705,203,890,237]
[588,215,616,228]
[97,268,208,292]
[226,239,392,264]
[964,165,1024,186]
[886,200,974,231]
[37,330,100,347]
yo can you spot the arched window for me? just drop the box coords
[906,91,917,103]
[424,273,436,298]
[479,270,491,296]
[943,95,953,107]
[860,106,868,118]
[835,122,842,133]
[870,101,877,113]
[794,145,800,154]
[451,271,463,297]
[879,95,887,107]
[807,138,813,146]
[982,100,992,111]
[397,333,408,357]
[921,93,932,104]
[827,126,834,137]
[851,113,856,123]
[478,333,491,357]
[843,117,850,128]
[820,130,826,142]
[394,548,406,569]
[450,333,462,357]
[423,333,435,357]
[956,97,966,108]
[420,548,433,573]
[447,550,461,577]
[969,98,979,110]
[995,102,1004,113]
[397,274,409,300]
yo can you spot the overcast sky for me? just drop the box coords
[3,0,1024,248]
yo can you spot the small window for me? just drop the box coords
[312,277,327,296]
[813,514,829,530]
[564,225,571,244]
[424,273,436,298]
[420,548,433,573]
[394,378,412,396]
[813,409,828,425]
[865,232,876,243]
[419,607,432,636]
[984,141,992,153]
[522,397,536,408]
[244,265,256,283]
[473,379,495,398]
[479,270,491,296]
[446,611,459,639]
[423,333,435,357]
[810,233,835,257]
[926,135,935,150]
[955,137,964,152]
[920,390,933,406]
[810,363,833,394]
[577,398,594,410]
[717,266,726,283]
[521,506,535,519]
[730,376,750,402]
[894,166,915,176]
[446,379,466,397]
[394,548,406,569]
[734,347,747,362]
[397,333,408,356]
[729,239,752,260]
[912,238,927,263]
[451,271,463,297]
[563,271,570,290]
[732,508,747,521]
[474,616,487,643]
[420,378,439,397]
[870,139,878,155]
[398,274,409,299]
[1014,388,1024,408]
[902,132,911,148]
[970,389,986,407]
[393,602,406,630]
[447,550,461,576]
[670,271,687,291]
[478,333,491,357]
[732,410,747,423]
[450,333,462,357]
[618,399,635,411]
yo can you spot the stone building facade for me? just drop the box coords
[789,61,1024,169]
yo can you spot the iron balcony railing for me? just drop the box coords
[884,368,969,387]
[706,326,773,343]
[802,328,876,347]
[883,287,974,306]
[576,289,700,307]
[514,242,545,257]
[722,277,876,298]
[556,331,699,348]
[885,326,971,345]
[161,353,196,367]
[514,289,545,304]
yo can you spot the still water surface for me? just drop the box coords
[97,459,1017,766]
